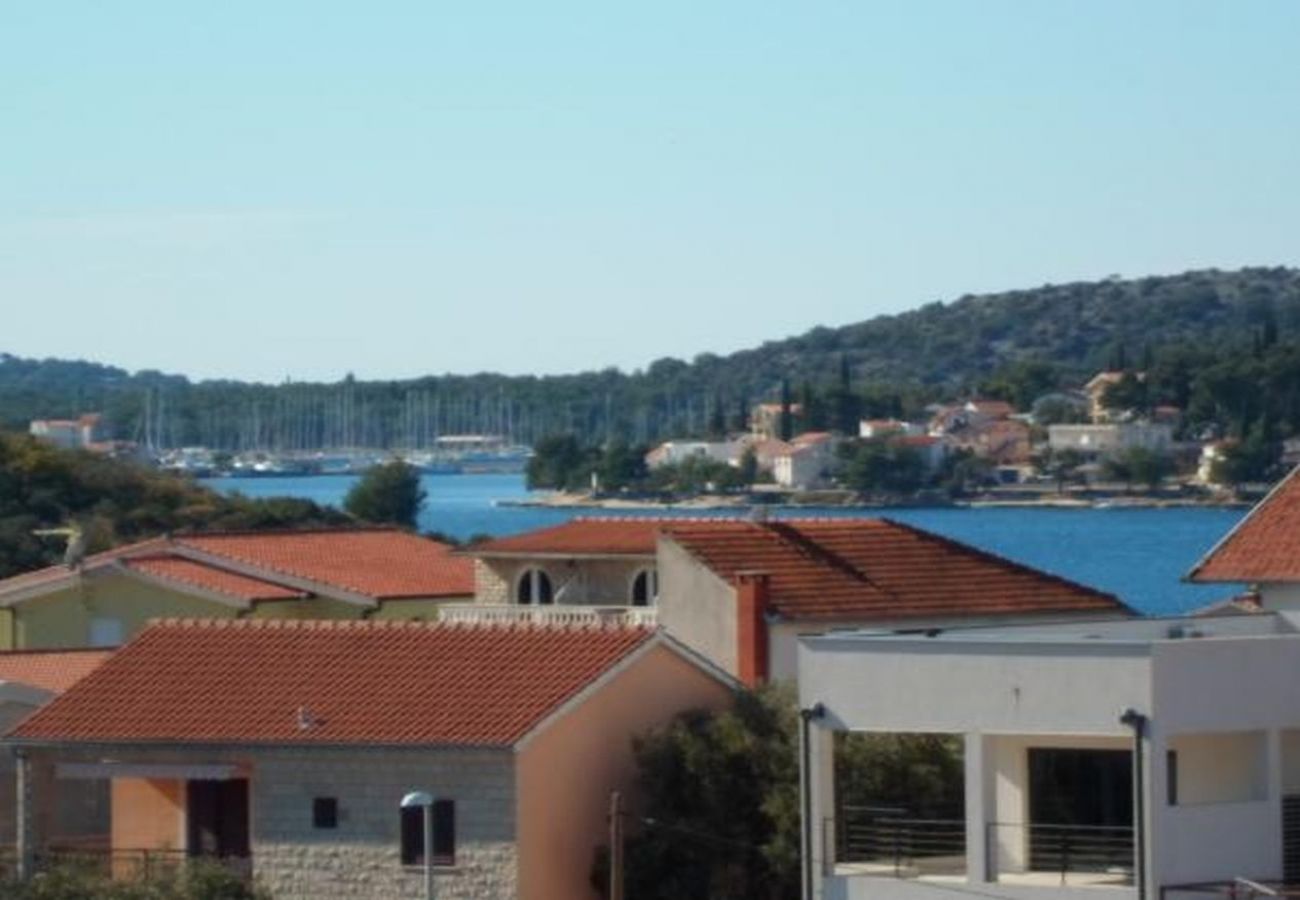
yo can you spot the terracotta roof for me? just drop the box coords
[121,556,307,602]
[662,519,1127,621]
[9,620,657,747]
[1190,466,1300,582]
[0,649,112,695]
[0,529,474,605]
[175,530,472,599]
[468,519,663,557]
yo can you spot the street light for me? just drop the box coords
[401,791,436,900]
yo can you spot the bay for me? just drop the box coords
[205,473,1247,617]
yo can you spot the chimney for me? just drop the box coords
[735,572,770,687]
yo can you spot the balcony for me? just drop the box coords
[437,604,658,628]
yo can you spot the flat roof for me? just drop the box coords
[809,611,1297,648]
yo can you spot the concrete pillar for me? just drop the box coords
[15,749,31,880]
[964,732,994,883]
[1266,728,1285,879]
[803,721,836,900]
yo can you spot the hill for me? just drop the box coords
[5,266,1300,447]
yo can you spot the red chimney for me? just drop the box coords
[735,573,770,687]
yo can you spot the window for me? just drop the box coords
[89,617,124,647]
[1166,750,1178,806]
[313,797,338,829]
[401,800,456,867]
[515,569,553,605]
[630,569,658,607]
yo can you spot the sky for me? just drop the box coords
[3,2,1299,383]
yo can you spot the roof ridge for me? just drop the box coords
[175,525,404,539]
[759,521,899,600]
[143,616,656,634]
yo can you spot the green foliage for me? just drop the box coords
[0,858,271,900]
[0,433,347,580]
[596,685,801,900]
[1103,447,1174,491]
[1210,418,1282,487]
[647,456,745,495]
[1101,372,1149,415]
[526,435,595,491]
[838,438,927,495]
[836,732,964,818]
[1037,447,1086,492]
[342,460,426,528]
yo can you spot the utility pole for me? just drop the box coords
[608,791,624,900]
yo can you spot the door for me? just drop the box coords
[1027,749,1133,873]
[187,779,250,859]
[1283,795,1300,884]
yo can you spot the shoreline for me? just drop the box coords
[498,492,1251,512]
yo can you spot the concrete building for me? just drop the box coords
[797,612,1300,900]
[28,414,102,450]
[775,433,837,489]
[1047,423,1173,461]
[644,439,744,470]
[460,518,1130,684]
[5,619,734,900]
[0,529,475,649]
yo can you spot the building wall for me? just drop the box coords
[371,597,471,620]
[111,778,184,850]
[657,537,738,675]
[516,644,733,900]
[247,597,360,620]
[12,576,236,649]
[473,558,652,607]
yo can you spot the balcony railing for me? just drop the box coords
[438,604,659,628]
[836,807,966,878]
[990,822,1134,885]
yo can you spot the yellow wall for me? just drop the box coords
[111,778,185,851]
[516,645,733,900]
[371,596,469,620]
[248,596,359,620]
[13,575,237,650]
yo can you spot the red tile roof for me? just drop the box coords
[1190,466,1300,582]
[662,519,1127,621]
[122,556,307,602]
[9,620,657,747]
[175,530,472,599]
[0,649,113,695]
[0,529,474,606]
[468,519,663,557]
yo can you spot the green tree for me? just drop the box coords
[526,434,593,490]
[738,447,760,485]
[778,379,794,441]
[1104,447,1172,492]
[343,459,426,528]
[840,439,926,495]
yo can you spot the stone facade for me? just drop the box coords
[473,557,654,607]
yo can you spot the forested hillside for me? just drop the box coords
[4,266,1299,448]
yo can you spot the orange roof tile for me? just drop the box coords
[0,649,112,695]
[121,556,307,602]
[662,519,1127,621]
[469,519,663,557]
[9,620,657,747]
[1190,466,1300,582]
[175,530,472,599]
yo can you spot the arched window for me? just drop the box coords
[630,568,658,607]
[516,568,553,605]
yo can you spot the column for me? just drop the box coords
[15,749,31,881]
[964,732,994,883]
[803,720,836,900]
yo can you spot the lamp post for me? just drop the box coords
[401,791,435,900]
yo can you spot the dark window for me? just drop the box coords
[313,797,338,829]
[1167,750,1178,806]
[631,569,657,607]
[516,569,553,605]
[401,800,456,867]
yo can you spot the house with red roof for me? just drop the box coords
[461,517,1131,684]
[5,618,733,900]
[0,528,474,650]
[1189,464,1300,607]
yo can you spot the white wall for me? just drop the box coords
[656,537,738,676]
[1168,731,1265,805]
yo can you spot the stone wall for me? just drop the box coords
[474,557,653,606]
[252,747,518,900]
[474,560,510,604]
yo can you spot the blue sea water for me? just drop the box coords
[204,473,1246,618]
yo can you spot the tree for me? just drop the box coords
[778,379,794,442]
[593,686,801,900]
[1039,448,1084,494]
[1210,417,1281,488]
[737,447,759,486]
[526,434,593,490]
[1104,447,1172,492]
[839,439,927,495]
[344,459,426,528]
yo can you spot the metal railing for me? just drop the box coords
[837,806,966,877]
[990,822,1134,884]
[438,604,659,627]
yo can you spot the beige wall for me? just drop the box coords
[657,537,738,675]
[111,778,184,851]
[516,644,733,900]
[474,557,653,607]
[13,575,237,649]
[1169,731,1266,805]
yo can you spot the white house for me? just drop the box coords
[797,612,1300,900]
[1047,423,1173,461]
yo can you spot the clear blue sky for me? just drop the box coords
[4,2,1298,383]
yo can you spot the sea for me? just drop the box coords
[203,473,1247,618]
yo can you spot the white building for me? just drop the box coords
[1047,423,1173,460]
[797,612,1300,900]
[644,440,743,469]
[775,433,837,489]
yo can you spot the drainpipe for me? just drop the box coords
[1120,708,1148,900]
[800,703,826,900]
